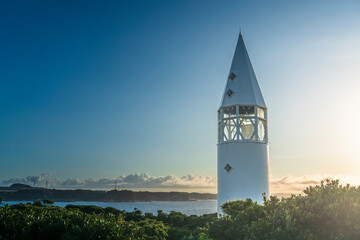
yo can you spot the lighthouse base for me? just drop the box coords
[217,142,269,215]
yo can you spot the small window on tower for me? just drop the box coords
[226,89,234,97]
[224,163,233,173]
[229,72,237,80]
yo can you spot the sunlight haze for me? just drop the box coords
[1,0,359,195]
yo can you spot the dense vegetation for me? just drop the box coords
[209,179,360,240]
[0,202,168,239]
[0,199,215,240]
[2,180,360,239]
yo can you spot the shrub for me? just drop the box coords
[0,204,168,240]
[42,199,54,205]
[208,179,360,240]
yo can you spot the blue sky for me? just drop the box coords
[1,0,360,191]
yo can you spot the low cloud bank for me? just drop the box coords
[271,174,360,197]
[0,173,216,190]
[2,173,360,196]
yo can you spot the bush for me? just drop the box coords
[32,200,42,207]
[42,199,54,205]
[208,179,360,240]
[0,204,168,240]
[65,204,105,214]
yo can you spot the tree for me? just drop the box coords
[208,179,360,240]
[33,200,42,207]
[42,199,54,205]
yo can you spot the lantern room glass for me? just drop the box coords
[218,105,267,143]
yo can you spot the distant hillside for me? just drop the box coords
[10,183,33,189]
[0,183,33,191]
[0,185,217,202]
[105,190,216,202]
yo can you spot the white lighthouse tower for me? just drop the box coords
[217,33,269,214]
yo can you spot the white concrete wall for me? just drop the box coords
[217,142,269,214]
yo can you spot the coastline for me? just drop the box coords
[0,184,217,202]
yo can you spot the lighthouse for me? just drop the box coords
[217,33,269,214]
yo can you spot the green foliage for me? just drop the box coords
[160,211,216,240]
[208,198,265,240]
[122,209,216,240]
[42,199,54,205]
[104,206,122,216]
[124,208,144,222]
[0,202,213,240]
[32,200,42,207]
[0,204,168,240]
[209,179,360,240]
[65,204,105,215]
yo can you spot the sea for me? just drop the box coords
[3,200,217,216]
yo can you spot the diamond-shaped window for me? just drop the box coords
[229,72,237,80]
[226,89,234,97]
[224,163,233,173]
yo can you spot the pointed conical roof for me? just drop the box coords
[220,34,266,109]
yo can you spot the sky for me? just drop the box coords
[1,0,360,194]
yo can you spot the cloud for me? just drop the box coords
[0,173,217,190]
[2,173,360,196]
[270,174,360,198]
[0,172,60,188]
